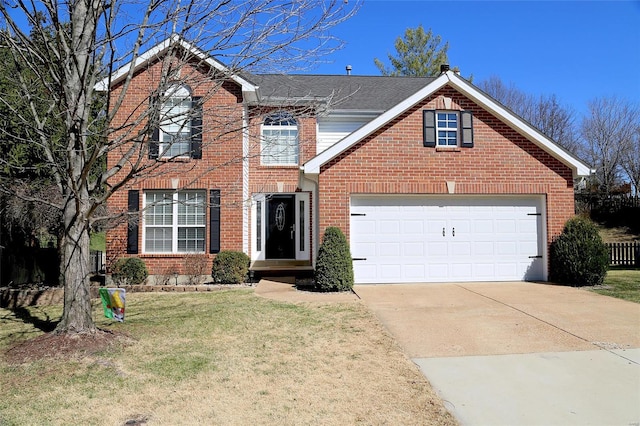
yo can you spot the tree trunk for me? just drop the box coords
[55,203,96,334]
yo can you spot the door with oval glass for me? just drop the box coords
[266,195,295,259]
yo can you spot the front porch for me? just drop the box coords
[249,260,314,281]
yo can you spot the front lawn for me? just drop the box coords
[0,290,455,425]
[590,269,640,303]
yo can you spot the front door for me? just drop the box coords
[266,195,296,259]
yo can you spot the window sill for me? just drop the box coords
[140,253,207,257]
[158,156,193,162]
[259,164,300,168]
[435,147,461,152]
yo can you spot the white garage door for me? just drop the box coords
[350,196,546,283]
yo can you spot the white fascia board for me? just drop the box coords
[444,71,592,178]
[303,73,450,174]
[95,34,258,96]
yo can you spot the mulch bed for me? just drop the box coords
[4,329,125,365]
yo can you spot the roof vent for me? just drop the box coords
[440,64,450,73]
[346,64,352,75]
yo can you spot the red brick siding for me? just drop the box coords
[317,87,575,259]
[106,59,246,274]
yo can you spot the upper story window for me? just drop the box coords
[423,110,474,148]
[149,85,202,160]
[261,112,299,165]
[437,112,458,147]
[160,85,191,157]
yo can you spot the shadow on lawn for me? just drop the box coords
[9,307,59,333]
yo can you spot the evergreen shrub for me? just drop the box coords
[549,216,609,286]
[112,257,148,286]
[315,227,354,292]
[211,250,250,284]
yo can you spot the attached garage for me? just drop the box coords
[350,196,546,283]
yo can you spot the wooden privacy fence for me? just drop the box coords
[606,242,639,267]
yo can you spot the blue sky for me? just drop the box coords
[309,0,640,118]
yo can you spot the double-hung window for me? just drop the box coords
[150,85,202,160]
[436,112,458,147]
[261,112,299,165]
[144,191,206,253]
[160,86,191,157]
[423,110,474,148]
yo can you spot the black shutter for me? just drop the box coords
[149,128,159,159]
[149,95,160,159]
[460,110,474,148]
[191,97,203,159]
[209,189,220,254]
[127,190,139,254]
[423,110,436,147]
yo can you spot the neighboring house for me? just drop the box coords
[103,36,591,284]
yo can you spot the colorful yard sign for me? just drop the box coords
[99,288,126,322]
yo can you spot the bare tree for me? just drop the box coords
[580,96,639,195]
[479,76,579,154]
[0,0,358,334]
[620,124,640,196]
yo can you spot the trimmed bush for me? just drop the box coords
[211,250,250,284]
[112,257,148,286]
[549,216,609,286]
[315,227,354,292]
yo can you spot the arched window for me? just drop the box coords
[261,112,299,165]
[160,85,192,157]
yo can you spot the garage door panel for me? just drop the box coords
[403,242,425,256]
[451,242,472,256]
[428,263,449,279]
[497,241,517,255]
[379,220,400,234]
[381,264,401,279]
[520,241,538,255]
[496,219,517,233]
[379,242,400,256]
[473,241,495,256]
[350,196,545,283]
[405,264,426,279]
[403,220,424,234]
[353,242,376,257]
[428,241,448,255]
[352,219,376,235]
[474,263,496,278]
[451,263,473,279]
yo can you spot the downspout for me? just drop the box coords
[242,104,249,255]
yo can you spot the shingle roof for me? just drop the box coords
[250,74,435,112]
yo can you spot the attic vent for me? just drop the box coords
[440,64,450,73]
[346,64,352,75]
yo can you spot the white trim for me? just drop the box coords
[251,194,267,261]
[95,35,258,101]
[242,104,250,254]
[250,192,310,261]
[295,193,310,259]
[142,190,206,254]
[303,71,591,178]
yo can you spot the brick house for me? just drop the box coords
[103,36,590,284]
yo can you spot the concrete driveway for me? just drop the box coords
[354,282,640,426]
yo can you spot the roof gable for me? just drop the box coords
[95,35,257,100]
[303,71,591,178]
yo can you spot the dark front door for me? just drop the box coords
[266,195,295,259]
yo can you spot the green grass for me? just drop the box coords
[89,231,106,251]
[590,269,640,303]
